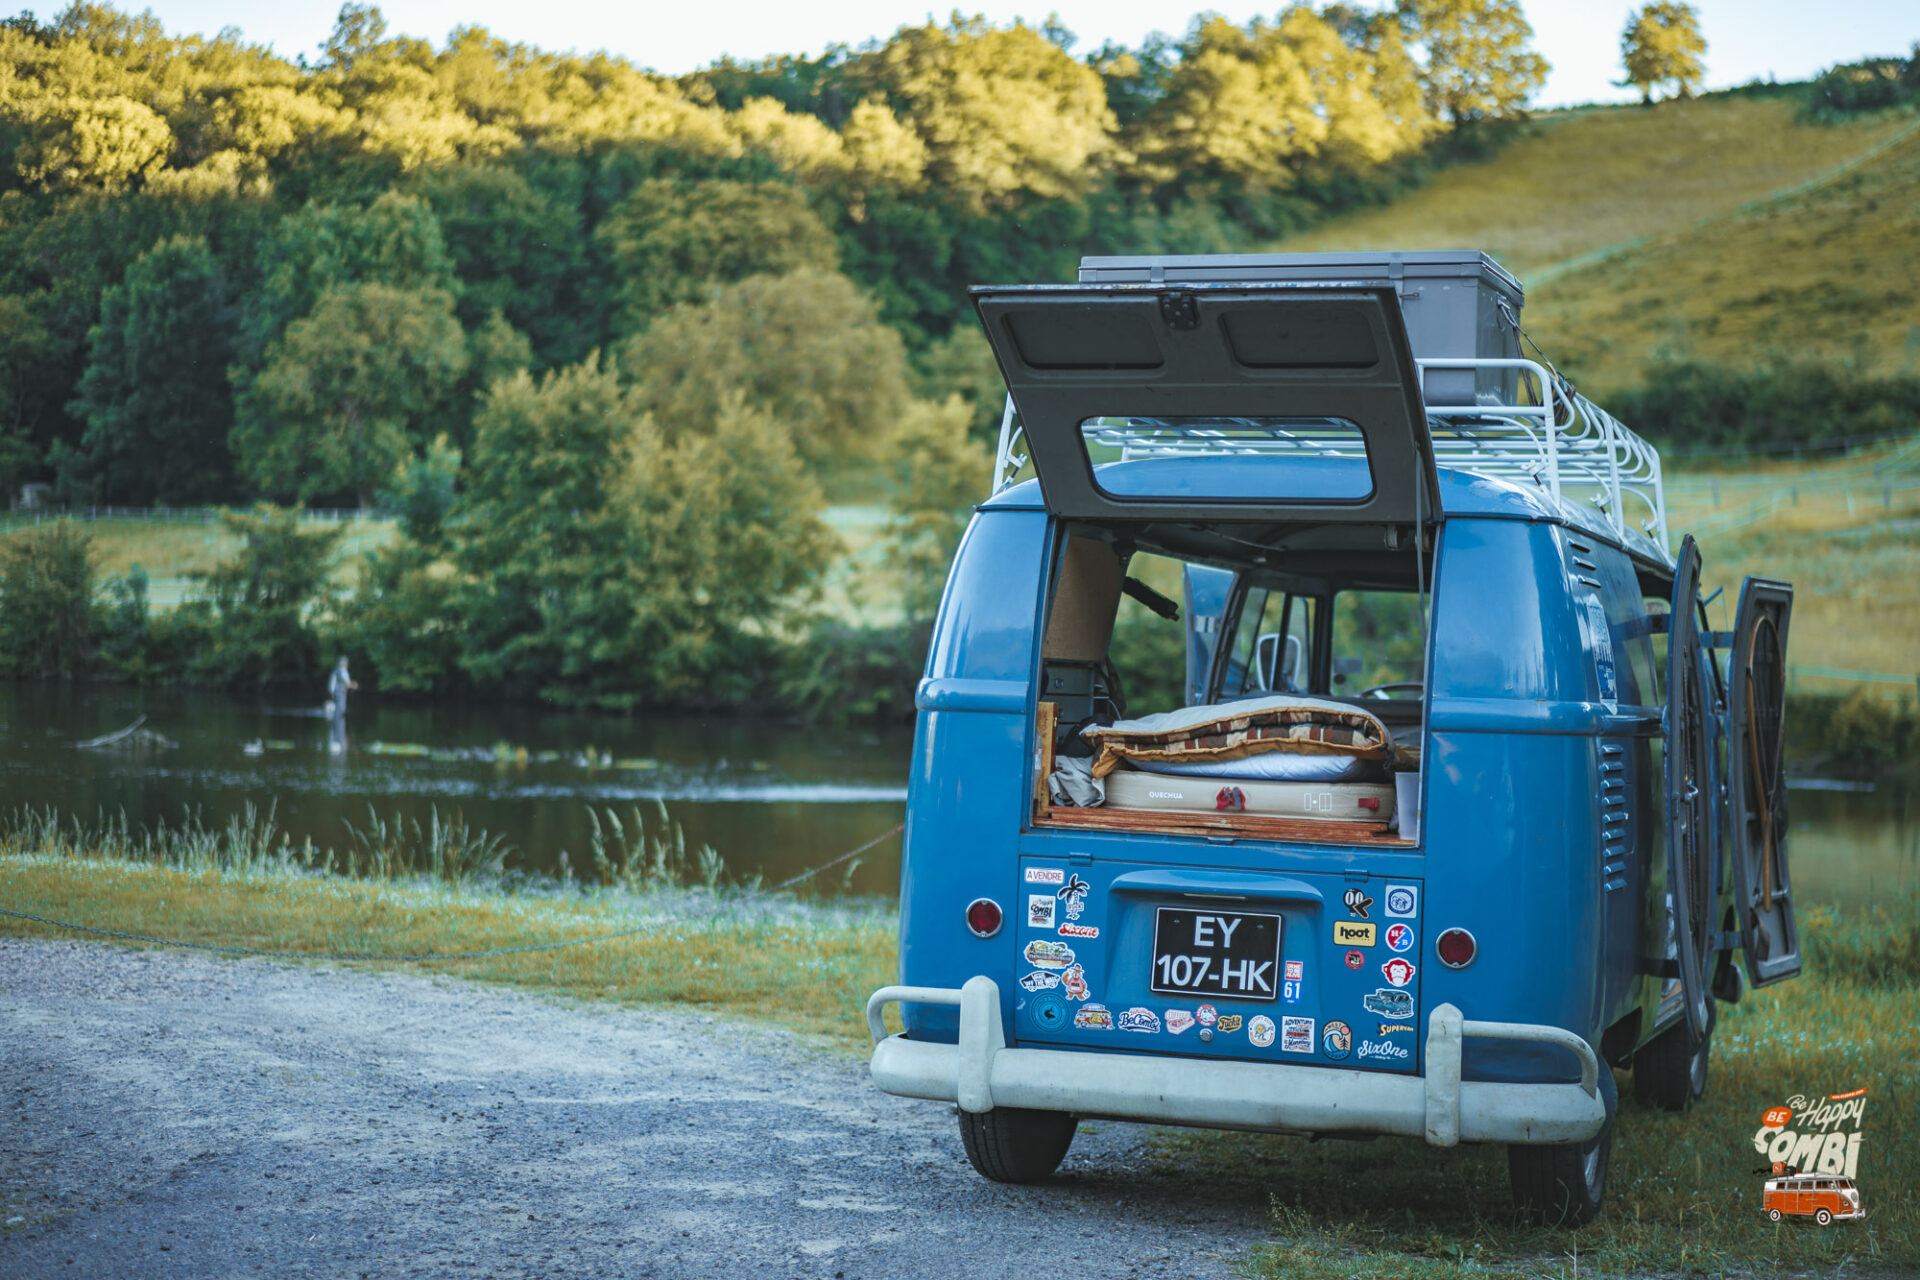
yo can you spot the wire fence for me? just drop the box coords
[0,505,374,529]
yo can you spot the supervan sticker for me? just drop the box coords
[1025,940,1075,969]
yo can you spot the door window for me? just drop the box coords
[1332,590,1425,698]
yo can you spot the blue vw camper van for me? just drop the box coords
[865,252,1801,1227]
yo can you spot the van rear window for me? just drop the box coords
[1079,416,1375,503]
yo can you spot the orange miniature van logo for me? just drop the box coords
[1751,1088,1867,1225]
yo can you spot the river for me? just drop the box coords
[1,684,1912,909]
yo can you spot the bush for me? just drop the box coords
[776,621,929,723]
[1807,49,1920,116]
[0,521,96,679]
[185,505,343,690]
[1613,357,1920,453]
[1784,689,1919,778]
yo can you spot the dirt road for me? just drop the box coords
[0,939,1269,1278]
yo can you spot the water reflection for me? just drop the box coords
[3,683,1913,910]
[0,684,911,896]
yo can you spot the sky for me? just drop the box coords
[119,0,1916,109]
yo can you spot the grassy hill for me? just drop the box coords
[1268,92,1920,395]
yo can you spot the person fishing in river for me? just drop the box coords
[327,657,357,754]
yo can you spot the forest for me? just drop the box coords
[0,2,1910,712]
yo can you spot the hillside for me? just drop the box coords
[1267,93,1920,394]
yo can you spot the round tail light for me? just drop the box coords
[1436,927,1477,968]
[965,898,1003,938]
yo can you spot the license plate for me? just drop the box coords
[1150,907,1281,1000]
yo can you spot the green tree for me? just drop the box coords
[883,394,989,622]
[620,267,911,469]
[183,504,342,688]
[1620,3,1707,105]
[1397,0,1549,124]
[0,520,95,678]
[233,282,469,505]
[593,178,839,335]
[63,234,235,504]
[855,17,1120,210]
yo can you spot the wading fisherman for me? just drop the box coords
[327,657,357,754]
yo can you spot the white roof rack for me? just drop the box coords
[989,356,1669,557]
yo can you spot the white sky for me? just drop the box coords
[125,0,1916,109]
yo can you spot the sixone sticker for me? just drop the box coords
[1248,1015,1276,1048]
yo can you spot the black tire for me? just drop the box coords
[957,1107,1076,1183]
[1632,1016,1711,1112]
[1509,1071,1616,1228]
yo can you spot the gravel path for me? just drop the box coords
[1,939,1270,1279]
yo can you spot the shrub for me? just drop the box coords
[0,520,96,679]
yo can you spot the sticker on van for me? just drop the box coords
[1334,921,1376,946]
[1027,894,1057,929]
[1363,989,1414,1019]
[1248,1016,1276,1048]
[1025,867,1065,885]
[1025,940,1074,970]
[1384,885,1418,918]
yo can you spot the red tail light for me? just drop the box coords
[965,898,1003,938]
[1437,928,1477,968]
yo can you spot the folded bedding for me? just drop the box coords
[1081,694,1396,779]
[1143,751,1383,783]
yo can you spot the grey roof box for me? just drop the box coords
[1079,251,1522,404]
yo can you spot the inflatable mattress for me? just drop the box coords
[1103,767,1396,823]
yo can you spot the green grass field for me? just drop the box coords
[1269,93,1920,397]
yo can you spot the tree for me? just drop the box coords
[64,234,236,504]
[0,520,95,678]
[620,267,912,470]
[883,394,990,622]
[233,282,469,505]
[183,504,342,688]
[1620,4,1707,105]
[853,18,1121,210]
[593,178,839,335]
[1397,0,1549,124]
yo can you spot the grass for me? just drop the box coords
[1665,440,1920,682]
[0,808,898,1047]
[1527,114,1920,397]
[0,512,397,607]
[1266,94,1912,284]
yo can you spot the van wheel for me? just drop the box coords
[1769,1208,1783,1222]
[1509,1071,1615,1227]
[957,1107,1076,1183]
[1632,1017,1710,1112]
[1816,1208,1832,1226]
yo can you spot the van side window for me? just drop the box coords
[1332,590,1425,696]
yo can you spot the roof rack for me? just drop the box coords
[989,356,1669,554]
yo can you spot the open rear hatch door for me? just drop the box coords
[1663,536,1718,1041]
[1727,577,1800,986]
[972,283,1439,525]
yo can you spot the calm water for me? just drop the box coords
[0,684,912,896]
[0,684,1912,909]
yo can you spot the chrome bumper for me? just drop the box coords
[866,977,1606,1146]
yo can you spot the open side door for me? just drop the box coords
[971,283,1439,526]
[1664,536,1718,1041]
[1727,577,1801,987]
[1182,563,1234,707]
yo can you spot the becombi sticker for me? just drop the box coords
[1026,867,1066,885]
[1247,1015,1276,1048]
[1384,884,1418,918]
[1118,1007,1161,1034]
[1280,1016,1314,1053]
[1028,894,1057,929]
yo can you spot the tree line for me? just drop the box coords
[0,1,1562,709]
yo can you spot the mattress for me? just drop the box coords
[1144,751,1382,783]
[1103,768,1396,823]
[1081,694,1396,779]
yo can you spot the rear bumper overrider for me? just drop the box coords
[866,977,1606,1146]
